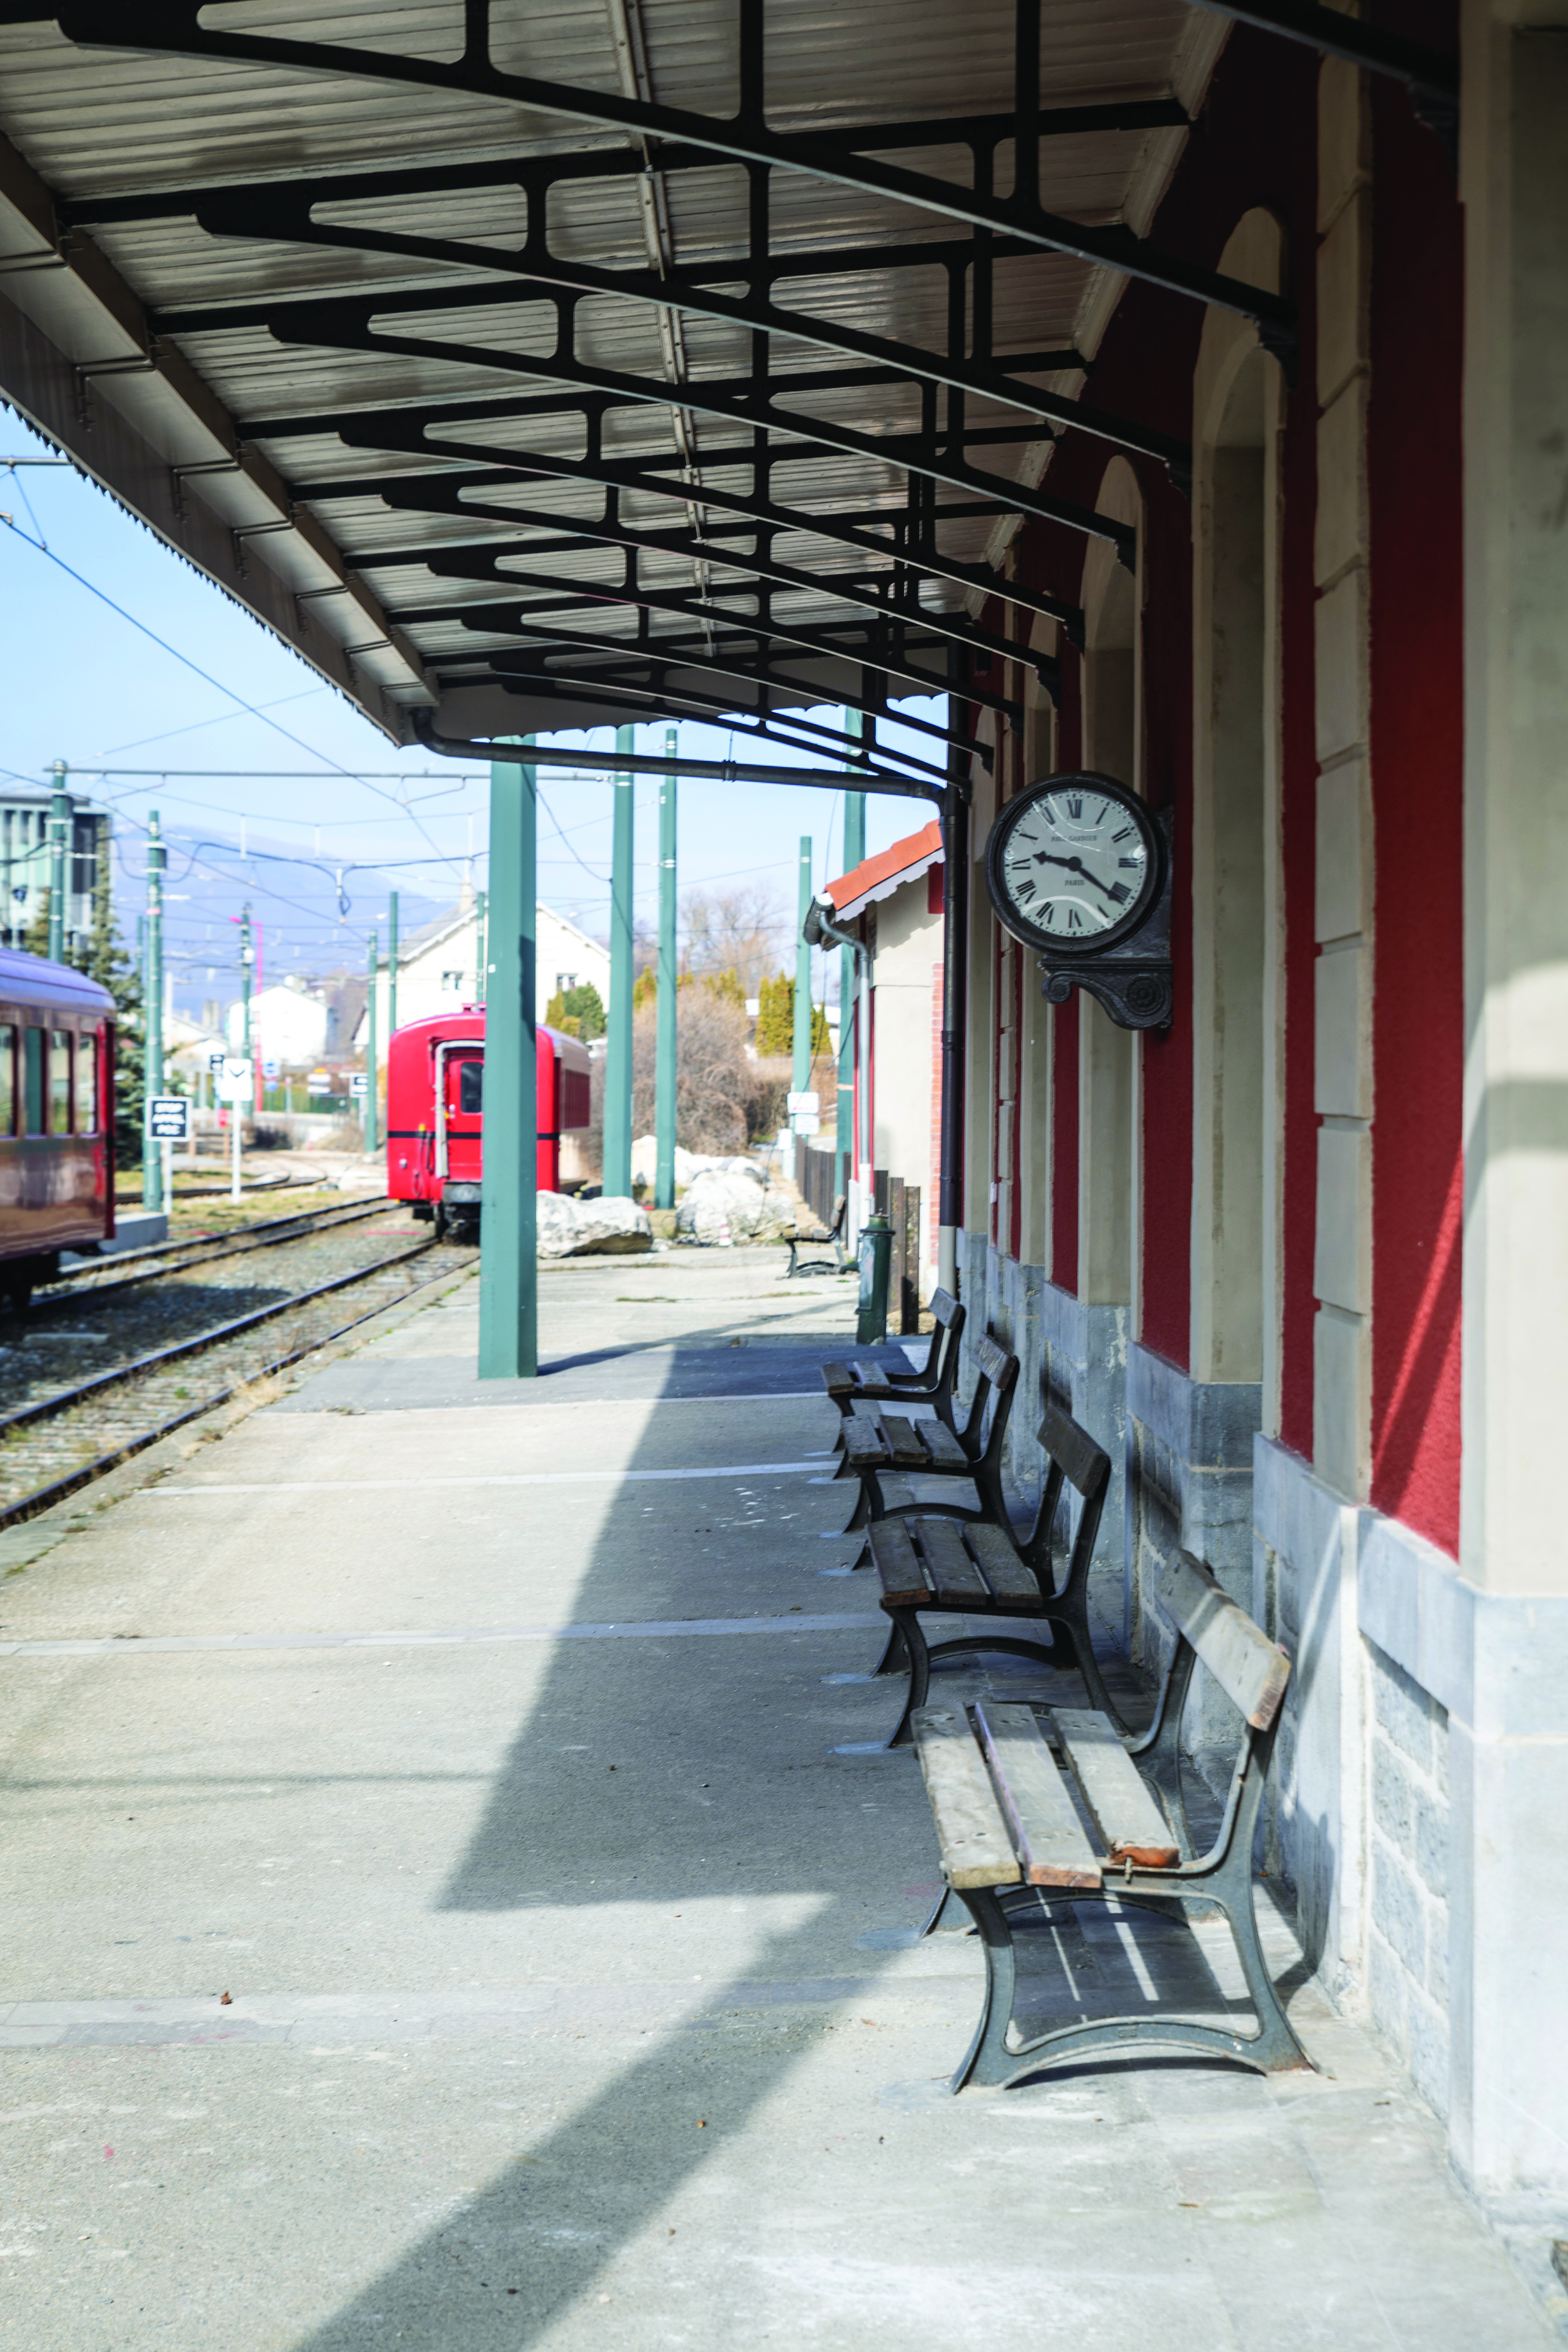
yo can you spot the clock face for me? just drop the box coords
[984,772,1163,957]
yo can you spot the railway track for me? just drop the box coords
[0,1234,477,1530]
[38,1194,395,1308]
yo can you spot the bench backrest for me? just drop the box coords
[959,1331,1019,1459]
[1156,1550,1290,1731]
[929,1287,959,1330]
[1018,1400,1111,1583]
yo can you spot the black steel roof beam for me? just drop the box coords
[47,5,1295,360]
[57,100,1190,226]
[427,628,1001,760]
[336,493,1054,685]
[432,666,954,781]
[167,201,1189,483]
[203,298,1137,559]
[304,442,1083,642]
[398,568,1014,716]
[1182,2,1457,156]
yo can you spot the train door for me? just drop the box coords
[443,1049,483,1183]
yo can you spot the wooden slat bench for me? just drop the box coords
[784,1193,851,1278]
[832,1333,1018,1535]
[911,1548,1310,2091]
[869,1400,1123,1740]
[819,1286,965,1431]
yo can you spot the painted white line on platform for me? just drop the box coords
[150,1459,825,1495]
[0,1611,883,1659]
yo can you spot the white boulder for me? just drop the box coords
[628,1136,763,1189]
[674,1165,795,1247]
[537,1191,652,1258]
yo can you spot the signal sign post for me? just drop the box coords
[217,1056,253,1202]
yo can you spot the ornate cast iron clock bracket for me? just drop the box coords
[1037,808,1174,1031]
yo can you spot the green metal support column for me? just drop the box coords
[364,928,379,1156]
[475,890,488,1004]
[602,722,635,1199]
[792,833,814,1101]
[654,725,678,1211]
[143,809,164,1215]
[47,760,68,964]
[836,710,866,1197]
[388,890,399,1038]
[477,738,538,1380]
[240,904,253,1058]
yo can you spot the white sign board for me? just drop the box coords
[262,1058,280,1081]
[786,1090,820,1114]
[216,1056,254,1103]
[147,1095,189,1141]
[307,1069,331,1094]
[350,1072,370,1098]
[208,1050,226,1075]
[792,1111,821,1136]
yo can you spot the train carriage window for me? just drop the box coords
[459,1060,483,1115]
[76,1033,97,1134]
[22,1028,44,1135]
[0,1025,14,1135]
[50,1032,71,1132]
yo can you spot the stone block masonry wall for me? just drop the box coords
[1366,1639,1450,2119]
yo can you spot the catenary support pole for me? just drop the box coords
[475,889,487,1004]
[837,711,866,1219]
[655,725,678,1211]
[364,928,379,1157]
[478,737,538,1379]
[47,760,68,964]
[938,652,969,1297]
[790,834,814,1186]
[143,809,164,1216]
[388,890,399,1039]
[603,722,635,1199]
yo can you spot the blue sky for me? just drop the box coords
[1,414,938,1014]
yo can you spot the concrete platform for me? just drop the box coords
[0,1252,1554,2347]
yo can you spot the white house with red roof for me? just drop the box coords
[819,818,945,1292]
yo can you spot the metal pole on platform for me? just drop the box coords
[837,711,865,1221]
[477,737,538,1380]
[143,810,164,1216]
[603,722,635,1199]
[47,760,68,964]
[938,651,969,1297]
[474,889,487,1004]
[655,725,678,1211]
[364,928,379,1157]
[790,834,813,1185]
[388,889,399,1040]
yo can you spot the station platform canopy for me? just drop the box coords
[0,0,1274,789]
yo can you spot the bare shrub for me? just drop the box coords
[680,883,786,993]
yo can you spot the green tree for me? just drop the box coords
[754,971,827,1056]
[545,980,606,1039]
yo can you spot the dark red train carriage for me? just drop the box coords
[385,1009,592,1237]
[0,946,116,1305]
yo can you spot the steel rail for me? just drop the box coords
[0,1241,476,1533]
[34,1195,393,1311]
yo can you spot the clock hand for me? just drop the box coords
[1030,850,1121,905]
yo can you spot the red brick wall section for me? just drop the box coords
[1367,11,1464,1557]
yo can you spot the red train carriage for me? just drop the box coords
[0,947,116,1307]
[385,1009,592,1238]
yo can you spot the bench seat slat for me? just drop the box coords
[877,1413,928,1466]
[1156,1553,1291,1730]
[962,1522,1043,1607]
[820,1361,854,1393]
[842,1425,886,1469]
[973,1700,1102,1890]
[869,1521,933,1608]
[918,1422,971,1471]
[912,1704,1021,1889]
[1051,1708,1178,1867]
[915,1516,990,1604]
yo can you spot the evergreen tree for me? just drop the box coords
[754,971,826,1056]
